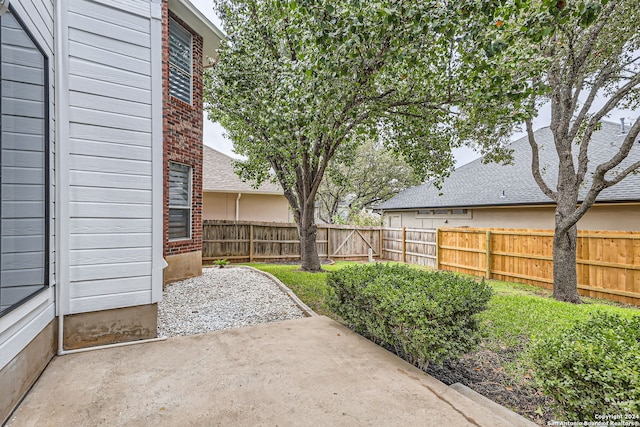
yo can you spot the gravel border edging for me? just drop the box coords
[230,266,318,317]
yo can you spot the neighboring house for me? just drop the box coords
[203,146,292,223]
[377,121,640,231]
[0,1,222,423]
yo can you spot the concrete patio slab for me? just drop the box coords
[7,316,522,427]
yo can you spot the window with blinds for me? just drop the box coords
[0,9,49,316]
[169,19,192,104]
[168,162,191,240]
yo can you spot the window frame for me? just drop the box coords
[415,209,472,219]
[0,6,50,317]
[168,18,193,105]
[168,161,192,241]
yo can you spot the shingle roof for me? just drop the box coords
[376,121,640,211]
[203,145,283,194]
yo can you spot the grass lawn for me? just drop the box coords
[246,261,639,423]
[247,261,637,342]
[479,279,638,347]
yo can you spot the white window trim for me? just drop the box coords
[168,161,192,241]
[415,209,472,219]
[168,18,193,105]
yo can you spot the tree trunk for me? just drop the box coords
[552,220,582,303]
[298,202,322,272]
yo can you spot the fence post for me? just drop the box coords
[327,226,331,259]
[249,224,254,262]
[379,228,383,260]
[402,227,407,263]
[435,228,440,270]
[485,230,491,279]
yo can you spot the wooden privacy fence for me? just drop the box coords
[203,220,383,263]
[203,220,640,306]
[382,228,437,267]
[437,227,640,306]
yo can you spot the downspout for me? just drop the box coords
[236,193,242,221]
[54,0,68,356]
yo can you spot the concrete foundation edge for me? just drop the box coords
[164,251,202,284]
[0,320,56,426]
[449,382,538,427]
[63,304,158,350]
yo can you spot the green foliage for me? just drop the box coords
[316,139,420,223]
[479,284,637,350]
[205,0,531,269]
[213,259,230,267]
[346,210,384,226]
[331,209,383,226]
[464,0,640,302]
[531,312,640,420]
[249,262,640,421]
[327,264,492,368]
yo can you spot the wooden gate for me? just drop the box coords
[326,226,382,259]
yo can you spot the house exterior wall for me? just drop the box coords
[162,5,204,281]
[383,204,640,232]
[2,1,166,421]
[0,1,56,422]
[203,192,292,223]
[0,1,56,423]
[65,0,162,315]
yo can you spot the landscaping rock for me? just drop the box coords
[158,267,305,337]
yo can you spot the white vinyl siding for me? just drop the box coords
[0,0,55,371]
[66,0,157,314]
[168,18,192,104]
[168,162,191,240]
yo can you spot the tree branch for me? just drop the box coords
[566,116,640,225]
[526,117,557,201]
[589,72,640,125]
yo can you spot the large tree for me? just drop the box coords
[317,139,420,223]
[205,0,523,271]
[487,0,640,302]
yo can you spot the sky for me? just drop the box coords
[190,0,637,167]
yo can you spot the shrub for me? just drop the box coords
[346,209,383,226]
[327,263,492,368]
[531,312,640,420]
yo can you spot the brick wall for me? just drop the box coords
[163,3,204,257]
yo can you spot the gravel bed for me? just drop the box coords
[158,267,305,337]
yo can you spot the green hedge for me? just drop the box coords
[531,312,640,420]
[327,263,492,368]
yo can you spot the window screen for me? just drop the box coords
[168,162,191,240]
[0,9,48,315]
[169,19,192,104]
